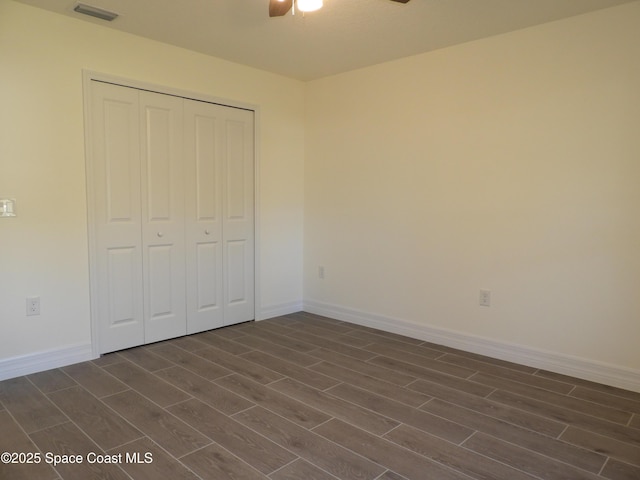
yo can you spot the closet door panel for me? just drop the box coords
[223,110,255,325]
[140,91,187,343]
[184,100,224,333]
[91,82,144,353]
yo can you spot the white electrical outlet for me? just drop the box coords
[318,266,325,279]
[479,290,491,307]
[27,297,40,316]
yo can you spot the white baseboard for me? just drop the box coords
[256,301,304,321]
[304,299,640,393]
[0,344,95,382]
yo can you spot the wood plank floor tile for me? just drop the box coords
[47,386,143,450]
[440,354,574,392]
[560,427,640,467]
[440,349,538,374]
[287,331,379,361]
[344,330,437,352]
[243,321,305,339]
[262,314,302,327]
[195,347,285,385]
[0,377,68,433]
[310,361,431,408]
[488,389,640,447]
[180,443,267,480]
[358,338,443,359]
[215,374,330,429]
[570,387,640,415]
[102,390,210,458]
[369,356,494,396]
[169,398,296,474]
[384,423,537,480]
[290,317,358,338]
[326,319,424,346]
[240,350,339,390]
[234,406,385,480]
[240,326,319,353]
[310,348,414,385]
[149,343,232,380]
[422,397,607,473]
[91,352,125,367]
[327,383,472,444]
[407,379,566,437]
[600,459,640,480]
[474,373,632,424]
[156,366,254,415]
[117,346,174,372]
[535,371,640,402]
[313,418,470,480]
[270,377,399,435]
[285,315,357,335]
[631,414,640,429]
[62,362,128,398]
[228,334,321,367]
[27,369,77,394]
[290,312,345,324]
[209,323,251,339]
[364,346,476,379]
[109,437,199,480]
[376,472,409,480]
[29,422,130,480]
[165,335,210,352]
[103,361,191,407]
[0,410,59,480]
[268,459,337,480]
[291,324,375,348]
[463,432,604,480]
[191,331,254,355]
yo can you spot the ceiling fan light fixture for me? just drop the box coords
[297,0,323,13]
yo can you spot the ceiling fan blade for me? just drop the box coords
[389,0,411,3]
[269,0,293,17]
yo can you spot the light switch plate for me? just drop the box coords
[0,198,16,217]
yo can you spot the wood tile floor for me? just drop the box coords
[1,312,639,480]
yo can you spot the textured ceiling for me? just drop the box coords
[14,0,638,80]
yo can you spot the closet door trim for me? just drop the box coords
[83,70,260,358]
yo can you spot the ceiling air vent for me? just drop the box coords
[73,3,119,21]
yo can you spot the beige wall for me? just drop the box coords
[0,0,305,361]
[304,3,640,373]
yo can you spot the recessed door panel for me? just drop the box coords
[196,242,219,310]
[147,244,174,318]
[140,91,186,343]
[104,101,137,223]
[226,120,247,221]
[106,247,139,326]
[227,240,247,305]
[195,115,218,221]
[144,105,176,222]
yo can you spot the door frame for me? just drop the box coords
[82,70,261,358]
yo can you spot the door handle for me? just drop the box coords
[157,232,164,238]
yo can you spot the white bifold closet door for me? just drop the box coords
[183,98,255,334]
[90,81,254,354]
